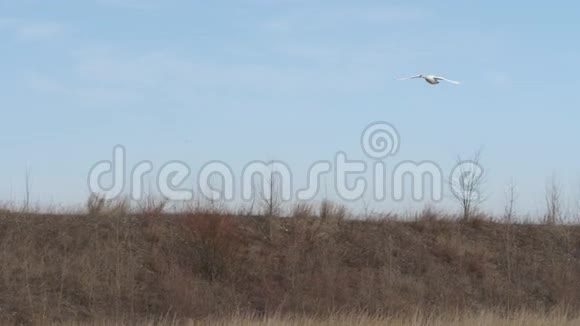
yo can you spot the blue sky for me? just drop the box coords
[1,0,579,215]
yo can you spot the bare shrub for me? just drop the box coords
[23,165,32,213]
[183,214,239,281]
[319,200,348,219]
[0,202,14,216]
[86,193,129,217]
[138,196,168,217]
[87,193,106,216]
[235,201,256,217]
[291,202,315,218]
[503,179,518,223]
[416,204,440,222]
[544,174,563,224]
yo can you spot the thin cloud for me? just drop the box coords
[265,5,430,33]
[23,71,138,103]
[54,43,392,103]
[0,19,65,40]
[16,22,65,40]
[69,45,374,94]
[329,6,430,24]
[95,0,159,9]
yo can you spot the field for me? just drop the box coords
[43,312,580,325]
[1,202,580,325]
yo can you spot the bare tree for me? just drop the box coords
[501,178,518,285]
[251,167,283,242]
[544,173,562,224]
[245,182,257,216]
[206,173,226,214]
[450,150,486,220]
[503,178,518,223]
[574,180,580,223]
[261,166,282,217]
[23,165,32,212]
[361,197,372,219]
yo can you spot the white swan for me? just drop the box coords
[398,74,461,85]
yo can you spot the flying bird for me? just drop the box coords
[398,74,461,85]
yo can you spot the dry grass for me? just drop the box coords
[1,203,580,324]
[49,311,580,326]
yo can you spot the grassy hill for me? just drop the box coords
[1,206,580,324]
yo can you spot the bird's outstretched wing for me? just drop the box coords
[397,75,421,81]
[398,75,421,80]
[434,76,461,84]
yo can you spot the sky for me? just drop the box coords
[1,0,579,216]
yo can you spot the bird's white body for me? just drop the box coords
[423,75,440,84]
[398,74,461,85]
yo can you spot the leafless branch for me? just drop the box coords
[503,178,518,223]
[449,149,486,220]
[544,173,562,224]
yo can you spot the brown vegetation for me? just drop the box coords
[1,205,580,324]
